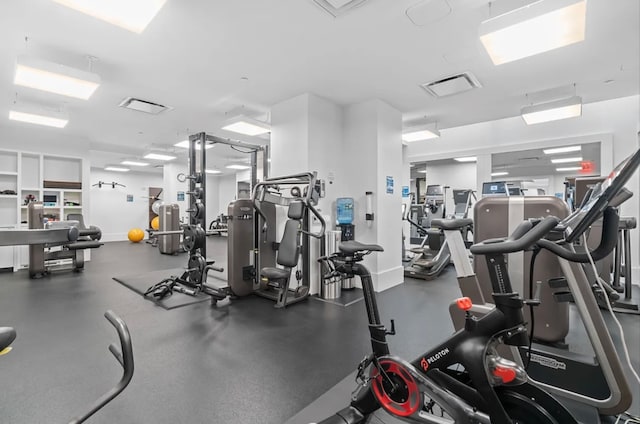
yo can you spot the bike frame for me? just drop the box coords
[334,256,548,424]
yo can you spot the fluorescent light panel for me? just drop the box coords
[556,166,581,172]
[105,166,129,172]
[454,156,477,162]
[52,0,168,33]
[144,153,176,161]
[226,164,250,170]
[205,169,222,174]
[174,140,213,150]
[491,171,509,176]
[479,0,587,65]
[14,56,100,100]
[402,128,440,142]
[543,145,581,154]
[121,160,149,167]
[551,156,582,164]
[521,96,582,125]
[417,170,427,173]
[222,115,270,136]
[9,109,68,128]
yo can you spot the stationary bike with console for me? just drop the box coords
[318,223,578,423]
[317,148,640,424]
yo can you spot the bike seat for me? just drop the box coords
[0,327,16,352]
[431,218,473,230]
[339,241,384,254]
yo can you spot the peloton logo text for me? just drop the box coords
[420,348,450,371]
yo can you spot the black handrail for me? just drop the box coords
[68,310,134,424]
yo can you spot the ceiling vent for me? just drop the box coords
[421,72,482,98]
[311,0,369,17]
[118,97,172,115]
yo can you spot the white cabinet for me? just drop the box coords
[0,149,86,271]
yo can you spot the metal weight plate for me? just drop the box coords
[183,225,206,251]
[188,254,206,285]
[190,187,204,199]
[188,202,205,220]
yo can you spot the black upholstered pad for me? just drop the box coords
[261,267,291,280]
[431,218,473,230]
[65,241,103,250]
[339,241,383,254]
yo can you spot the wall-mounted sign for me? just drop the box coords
[402,186,409,197]
[386,176,394,194]
[177,191,185,201]
[126,194,133,202]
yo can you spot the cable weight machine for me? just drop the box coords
[145,132,268,302]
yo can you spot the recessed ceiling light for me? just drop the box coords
[174,140,213,150]
[14,56,100,100]
[144,153,176,161]
[556,166,581,172]
[454,156,477,162]
[521,96,582,125]
[121,160,149,167]
[105,166,129,172]
[491,171,509,176]
[52,0,168,33]
[205,169,222,174]
[417,170,427,173]
[479,0,586,65]
[543,145,581,155]
[225,164,251,170]
[222,115,270,136]
[551,156,583,164]
[9,106,68,128]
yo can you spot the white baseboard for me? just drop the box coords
[372,266,404,292]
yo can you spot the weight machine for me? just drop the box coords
[145,132,267,302]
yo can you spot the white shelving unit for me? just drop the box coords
[0,148,87,271]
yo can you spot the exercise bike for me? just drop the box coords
[316,149,640,424]
[0,311,134,423]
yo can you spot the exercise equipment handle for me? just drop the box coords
[537,207,619,263]
[470,216,559,255]
[68,310,134,424]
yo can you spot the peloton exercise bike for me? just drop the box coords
[315,150,640,423]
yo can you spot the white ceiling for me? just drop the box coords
[0,0,638,174]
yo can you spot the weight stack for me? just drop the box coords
[158,204,180,255]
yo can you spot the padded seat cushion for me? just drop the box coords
[261,267,291,280]
[339,241,384,254]
[431,218,473,230]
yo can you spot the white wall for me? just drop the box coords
[407,95,640,274]
[343,99,403,291]
[270,93,310,176]
[218,174,237,214]
[89,169,163,241]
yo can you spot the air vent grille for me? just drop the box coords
[118,97,171,115]
[421,72,482,98]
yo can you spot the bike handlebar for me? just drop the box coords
[537,207,619,263]
[470,216,560,255]
[68,310,134,424]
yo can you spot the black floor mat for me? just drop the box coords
[112,268,211,309]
